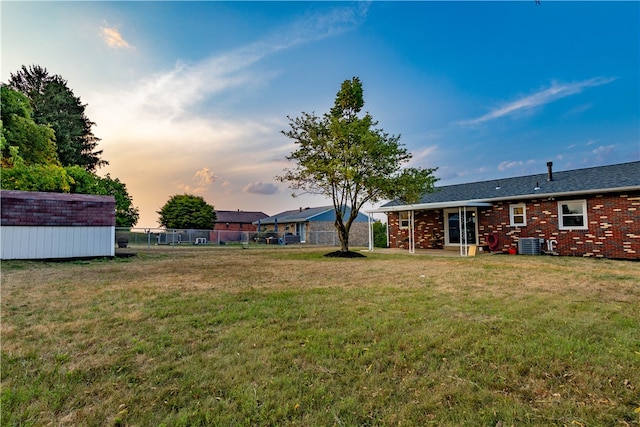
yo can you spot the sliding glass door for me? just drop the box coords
[444,208,477,246]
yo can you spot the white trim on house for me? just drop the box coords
[443,207,479,250]
[557,200,588,230]
[509,203,527,227]
[367,186,639,214]
[367,201,492,214]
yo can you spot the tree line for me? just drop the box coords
[1,65,139,227]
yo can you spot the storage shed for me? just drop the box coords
[1,190,116,260]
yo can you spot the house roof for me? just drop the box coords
[256,206,369,224]
[215,210,268,223]
[374,161,640,212]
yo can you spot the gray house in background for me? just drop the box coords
[255,206,370,246]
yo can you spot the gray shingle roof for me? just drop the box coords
[381,161,640,209]
[215,210,268,223]
[256,206,334,224]
[257,206,369,224]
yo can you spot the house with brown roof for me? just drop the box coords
[209,210,268,244]
[214,210,268,232]
[371,161,640,259]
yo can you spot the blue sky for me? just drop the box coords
[2,1,638,227]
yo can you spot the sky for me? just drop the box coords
[2,1,639,228]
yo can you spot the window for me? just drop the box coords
[558,200,588,230]
[399,211,410,229]
[509,204,527,226]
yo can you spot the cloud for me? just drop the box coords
[101,26,133,49]
[97,4,367,121]
[193,167,218,186]
[459,77,616,126]
[412,145,438,162]
[497,159,535,171]
[243,182,279,195]
[91,4,368,227]
[173,168,218,195]
[592,144,615,160]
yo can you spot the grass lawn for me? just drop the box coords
[2,246,639,426]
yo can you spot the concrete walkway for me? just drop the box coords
[363,248,498,257]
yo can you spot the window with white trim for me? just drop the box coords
[558,200,588,230]
[509,204,527,227]
[399,211,410,229]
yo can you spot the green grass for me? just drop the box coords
[2,247,639,426]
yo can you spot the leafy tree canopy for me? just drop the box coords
[7,65,106,171]
[278,77,437,253]
[157,194,216,230]
[2,65,138,227]
[1,86,58,166]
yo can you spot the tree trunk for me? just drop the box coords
[336,220,350,252]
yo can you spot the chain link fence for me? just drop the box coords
[115,227,347,248]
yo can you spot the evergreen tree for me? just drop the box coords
[8,65,106,171]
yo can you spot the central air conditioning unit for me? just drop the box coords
[518,237,542,255]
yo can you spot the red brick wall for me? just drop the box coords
[213,222,258,232]
[480,192,639,259]
[387,191,640,259]
[388,210,444,250]
[1,190,116,227]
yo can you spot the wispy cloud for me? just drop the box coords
[459,77,616,126]
[95,4,368,122]
[497,159,535,171]
[101,26,133,49]
[92,5,367,225]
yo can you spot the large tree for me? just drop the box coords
[278,77,437,254]
[157,194,216,230]
[7,65,106,171]
[1,86,58,166]
[2,66,138,227]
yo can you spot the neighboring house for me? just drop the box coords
[371,161,640,259]
[211,210,268,244]
[255,206,370,246]
[214,210,268,232]
[1,190,116,260]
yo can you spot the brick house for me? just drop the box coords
[371,161,639,259]
[1,190,116,260]
[214,210,268,232]
[209,210,268,244]
[255,206,370,246]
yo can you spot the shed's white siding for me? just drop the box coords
[1,226,115,260]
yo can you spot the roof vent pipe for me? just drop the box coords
[547,161,553,181]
